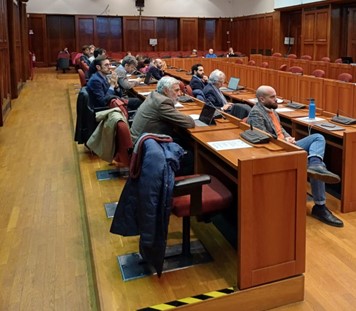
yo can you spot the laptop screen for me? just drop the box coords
[227,77,240,90]
[199,104,216,125]
[144,72,152,85]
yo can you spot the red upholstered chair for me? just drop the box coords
[288,66,303,74]
[321,57,331,62]
[185,84,193,96]
[112,135,233,278]
[312,69,325,78]
[337,73,353,82]
[178,80,186,93]
[235,58,244,64]
[172,175,232,257]
[248,60,256,66]
[272,52,282,57]
[287,54,297,59]
[78,69,87,87]
[260,61,269,68]
[279,64,287,71]
[334,58,342,63]
[301,55,312,60]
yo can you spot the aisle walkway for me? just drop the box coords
[0,69,96,310]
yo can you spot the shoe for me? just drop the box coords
[311,205,344,227]
[307,165,340,184]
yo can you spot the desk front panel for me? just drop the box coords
[238,152,306,289]
[191,128,306,289]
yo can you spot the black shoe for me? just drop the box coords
[311,205,344,227]
[307,165,340,184]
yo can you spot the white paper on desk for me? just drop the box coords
[189,114,200,120]
[138,91,151,96]
[296,116,325,122]
[276,107,294,112]
[175,103,184,108]
[207,139,252,150]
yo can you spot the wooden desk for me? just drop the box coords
[289,115,356,213]
[190,125,307,292]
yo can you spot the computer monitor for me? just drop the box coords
[341,56,354,64]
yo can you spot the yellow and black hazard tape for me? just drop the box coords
[137,287,235,311]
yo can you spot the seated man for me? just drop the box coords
[86,56,121,109]
[87,47,107,79]
[189,63,208,92]
[130,76,195,175]
[147,58,165,81]
[114,55,142,94]
[202,69,252,118]
[227,47,237,57]
[190,49,198,57]
[205,48,217,58]
[247,85,343,228]
[87,56,141,111]
[79,45,91,74]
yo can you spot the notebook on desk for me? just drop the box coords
[219,77,245,92]
[193,104,217,127]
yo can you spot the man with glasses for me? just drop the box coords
[114,55,143,94]
[87,56,141,111]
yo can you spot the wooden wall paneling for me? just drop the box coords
[96,17,122,54]
[179,18,198,52]
[7,0,23,98]
[272,11,282,56]
[236,19,248,56]
[330,6,341,61]
[123,17,140,53]
[219,18,230,53]
[140,17,157,52]
[47,15,75,65]
[0,0,11,126]
[280,11,302,56]
[157,18,178,52]
[75,15,95,52]
[248,17,259,54]
[263,15,274,55]
[245,65,261,90]
[302,10,316,59]
[200,18,215,52]
[28,14,47,66]
[347,8,356,60]
[315,9,330,60]
[276,71,299,100]
[20,2,29,82]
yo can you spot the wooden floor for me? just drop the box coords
[1,68,356,311]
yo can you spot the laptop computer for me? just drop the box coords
[219,77,244,92]
[143,72,158,85]
[194,104,217,127]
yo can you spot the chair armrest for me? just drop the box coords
[173,174,210,196]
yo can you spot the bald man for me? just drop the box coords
[247,85,343,228]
